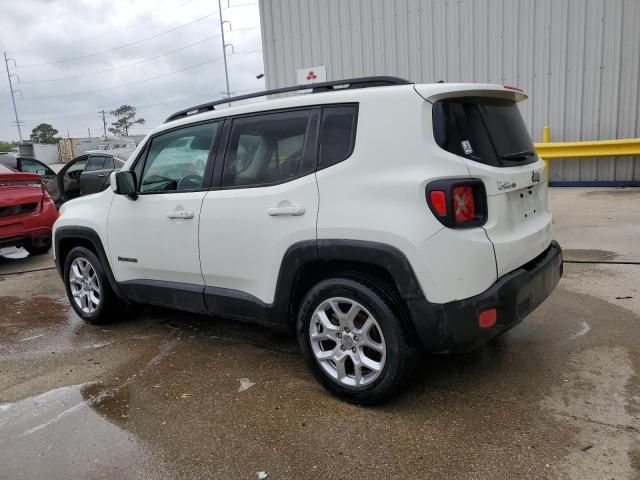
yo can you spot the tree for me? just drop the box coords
[0,141,14,153]
[30,123,59,144]
[109,105,145,137]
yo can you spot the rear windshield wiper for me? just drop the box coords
[501,150,535,161]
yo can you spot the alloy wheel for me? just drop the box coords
[309,297,387,388]
[68,257,101,315]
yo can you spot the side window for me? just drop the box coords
[67,157,88,173]
[85,156,106,172]
[139,122,218,193]
[21,159,46,174]
[222,110,311,187]
[318,105,357,168]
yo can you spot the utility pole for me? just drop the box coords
[3,52,23,142]
[217,0,231,103]
[98,110,108,138]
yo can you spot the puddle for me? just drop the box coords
[0,384,168,480]
[563,249,618,262]
[0,296,109,358]
[0,247,28,260]
[581,188,640,198]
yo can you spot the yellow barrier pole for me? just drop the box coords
[542,126,550,184]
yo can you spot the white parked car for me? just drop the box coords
[53,77,562,404]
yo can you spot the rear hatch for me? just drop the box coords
[418,85,552,277]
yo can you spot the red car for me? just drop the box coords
[0,163,58,255]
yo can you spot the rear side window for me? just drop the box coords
[222,110,313,187]
[103,156,115,170]
[20,159,46,174]
[432,97,536,167]
[319,105,357,168]
[85,156,106,171]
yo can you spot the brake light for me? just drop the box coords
[453,186,475,222]
[425,179,487,228]
[503,84,524,92]
[42,183,52,200]
[0,180,43,188]
[428,190,447,216]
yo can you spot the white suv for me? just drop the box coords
[53,77,562,404]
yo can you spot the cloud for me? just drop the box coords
[0,0,264,141]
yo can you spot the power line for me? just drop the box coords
[18,36,221,84]
[10,0,202,55]
[22,57,225,99]
[70,0,202,44]
[16,12,219,68]
[18,84,263,122]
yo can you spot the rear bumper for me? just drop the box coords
[408,240,563,352]
[0,199,57,250]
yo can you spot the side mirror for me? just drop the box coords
[114,171,138,199]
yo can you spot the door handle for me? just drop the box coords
[166,210,194,219]
[98,174,106,177]
[267,205,305,216]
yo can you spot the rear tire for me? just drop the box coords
[297,277,419,404]
[63,246,125,325]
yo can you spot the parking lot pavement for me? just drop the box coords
[551,187,640,263]
[1,189,639,480]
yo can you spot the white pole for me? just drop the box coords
[3,52,23,142]
[217,0,231,104]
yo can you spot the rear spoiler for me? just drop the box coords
[414,83,528,103]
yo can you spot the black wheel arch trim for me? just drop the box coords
[53,232,427,334]
[314,240,425,300]
[54,226,124,298]
[269,239,426,326]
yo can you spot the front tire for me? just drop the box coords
[63,246,125,324]
[297,277,418,404]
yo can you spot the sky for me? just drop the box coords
[0,0,264,142]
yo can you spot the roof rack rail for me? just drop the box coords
[164,76,412,123]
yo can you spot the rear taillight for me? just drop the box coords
[426,179,487,228]
[453,185,476,222]
[41,181,51,200]
[0,180,43,188]
[428,191,447,217]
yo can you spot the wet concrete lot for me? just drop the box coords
[1,188,639,479]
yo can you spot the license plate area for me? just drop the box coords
[518,186,539,221]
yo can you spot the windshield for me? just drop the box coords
[432,96,536,167]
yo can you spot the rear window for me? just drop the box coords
[432,97,536,167]
[318,105,357,168]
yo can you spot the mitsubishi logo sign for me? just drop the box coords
[297,65,326,86]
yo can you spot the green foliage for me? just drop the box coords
[0,141,14,153]
[109,105,145,137]
[30,123,59,144]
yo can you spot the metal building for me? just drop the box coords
[259,0,640,185]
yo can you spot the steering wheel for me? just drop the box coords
[67,169,82,180]
[176,175,203,190]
